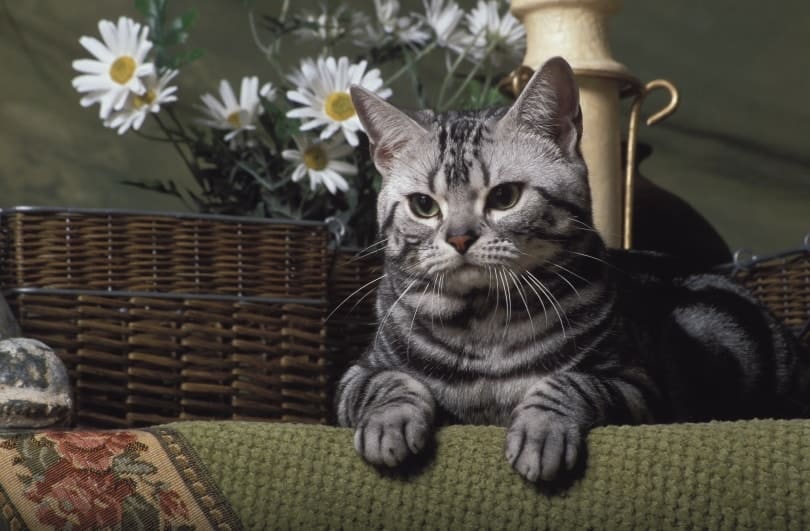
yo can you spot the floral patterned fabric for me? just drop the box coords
[0,427,241,530]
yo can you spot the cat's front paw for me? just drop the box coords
[354,404,432,467]
[505,409,582,482]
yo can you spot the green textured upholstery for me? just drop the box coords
[171,419,810,529]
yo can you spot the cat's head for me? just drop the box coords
[351,57,592,293]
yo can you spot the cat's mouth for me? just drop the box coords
[439,262,492,292]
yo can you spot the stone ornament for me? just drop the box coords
[0,338,73,428]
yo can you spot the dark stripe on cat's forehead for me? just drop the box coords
[440,117,488,188]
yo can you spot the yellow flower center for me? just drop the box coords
[227,111,242,128]
[324,92,356,122]
[133,89,156,109]
[109,56,137,85]
[303,145,329,170]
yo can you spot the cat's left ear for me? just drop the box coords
[499,56,583,158]
[350,85,431,172]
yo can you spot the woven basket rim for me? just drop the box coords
[3,287,326,306]
[0,205,327,228]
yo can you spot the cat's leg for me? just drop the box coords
[336,364,436,467]
[506,370,653,482]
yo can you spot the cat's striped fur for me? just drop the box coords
[337,57,809,481]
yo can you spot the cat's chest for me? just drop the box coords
[427,376,536,426]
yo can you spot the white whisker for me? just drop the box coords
[508,269,535,339]
[407,280,432,360]
[374,277,419,350]
[326,274,386,322]
[521,272,549,327]
[524,270,568,339]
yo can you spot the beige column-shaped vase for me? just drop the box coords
[511,0,638,248]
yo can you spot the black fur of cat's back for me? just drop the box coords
[607,249,810,422]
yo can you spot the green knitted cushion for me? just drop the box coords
[171,419,810,529]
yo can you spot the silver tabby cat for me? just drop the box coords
[336,57,809,482]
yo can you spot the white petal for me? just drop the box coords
[343,127,359,147]
[97,19,119,54]
[135,62,156,78]
[72,58,107,74]
[219,79,239,110]
[78,36,114,62]
[79,91,104,107]
[287,90,315,106]
[286,107,323,119]
[320,122,341,139]
[319,170,338,194]
[240,76,254,109]
[224,129,242,142]
[324,169,350,193]
[292,165,307,182]
[72,74,111,92]
[308,170,320,191]
[200,93,228,119]
[99,90,119,118]
[329,160,358,176]
[299,119,327,131]
[135,26,153,61]
[112,88,130,111]
[282,149,302,162]
[260,82,276,100]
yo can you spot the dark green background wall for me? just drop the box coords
[1,1,808,253]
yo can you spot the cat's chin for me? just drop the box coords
[441,264,492,293]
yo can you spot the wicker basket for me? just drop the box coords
[2,207,806,428]
[728,246,810,349]
[326,248,384,381]
[0,207,331,427]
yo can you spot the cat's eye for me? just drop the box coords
[408,194,440,218]
[486,183,523,210]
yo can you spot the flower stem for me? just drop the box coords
[440,41,498,111]
[384,41,438,87]
[476,69,494,107]
[153,114,199,185]
[133,130,175,142]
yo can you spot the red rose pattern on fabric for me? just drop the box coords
[27,465,135,529]
[3,431,193,530]
[47,431,137,471]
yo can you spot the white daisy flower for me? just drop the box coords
[196,76,276,145]
[103,69,179,135]
[353,0,430,47]
[423,0,465,48]
[294,6,366,42]
[72,16,156,119]
[286,56,392,147]
[282,136,357,195]
[459,0,526,68]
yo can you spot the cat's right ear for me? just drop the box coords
[499,56,582,158]
[350,85,430,172]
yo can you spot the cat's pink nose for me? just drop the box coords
[447,234,477,254]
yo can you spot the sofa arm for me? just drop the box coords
[173,419,808,529]
[0,420,804,529]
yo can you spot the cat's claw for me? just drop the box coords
[354,405,431,467]
[505,411,581,482]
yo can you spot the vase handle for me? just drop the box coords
[623,79,680,249]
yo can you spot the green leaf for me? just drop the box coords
[18,437,59,477]
[121,179,183,199]
[134,0,151,17]
[122,494,161,531]
[176,10,197,32]
[112,454,158,476]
